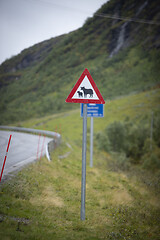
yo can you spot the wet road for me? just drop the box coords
[0,130,52,180]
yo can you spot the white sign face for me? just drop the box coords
[72,76,99,100]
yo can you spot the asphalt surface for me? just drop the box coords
[0,130,52,180]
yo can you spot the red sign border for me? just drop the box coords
[66,69,105,104]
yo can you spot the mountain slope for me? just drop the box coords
[0,0,160,124]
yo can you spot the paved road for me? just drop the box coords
[0,130,52,180]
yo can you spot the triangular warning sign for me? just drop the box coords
[66,69,105,104]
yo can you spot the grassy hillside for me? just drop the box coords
[0,88,160,239]
[0,0,160,124]
[20,88,160,142]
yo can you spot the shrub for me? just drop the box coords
[96,132,110,152]
[142,153,160,171]
[96,120,151,165]
[106,121,127,152]
[125,124,148,163]
[153,111,160,147]
[108,152,131,172]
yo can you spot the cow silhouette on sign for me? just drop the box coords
[77,91,83,98]
[81,87,93,98]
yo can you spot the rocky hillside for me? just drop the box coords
[0,0,160,124]
[0,35,66,87]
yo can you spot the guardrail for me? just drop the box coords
[0,126,61,161]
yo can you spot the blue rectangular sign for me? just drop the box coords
[81,103,104,118]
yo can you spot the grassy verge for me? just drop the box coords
[0,88,160,239]
[0,143,159,239]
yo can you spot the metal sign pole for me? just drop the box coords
[90,117,93,168]
[81,103,87,221]
[66,69,105,221]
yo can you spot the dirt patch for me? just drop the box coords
[111,184,133,205]
[30,185,64,208]
[149,196,160,208]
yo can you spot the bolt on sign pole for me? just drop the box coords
[90,117,93,168]
[81,103,87,220]
[66,68,105,221]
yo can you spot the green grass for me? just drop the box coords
[0,88,160,239]
[0,145,159,239]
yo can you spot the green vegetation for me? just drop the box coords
[0,0,160,124]
[0,47,159,124]
[96,111,160,169]
[0,88,160,239]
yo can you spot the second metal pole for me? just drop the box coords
[90,117,93,168]
[81,103,87,221]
